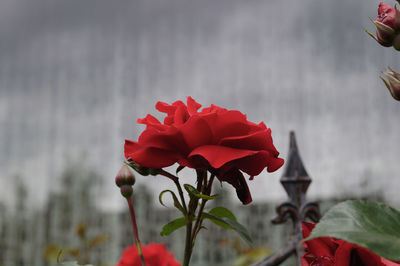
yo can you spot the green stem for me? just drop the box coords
[191,198,207,247]
[182,217,193,266]
[191,174,215,245]
[127,198,146,266]
[160,169,188,214]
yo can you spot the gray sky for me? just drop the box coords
[1,0,400,210]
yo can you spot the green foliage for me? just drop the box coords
[160,217,186,236]
[306,200,400,261]
[184,184,217,200]
[207,206,237,229]
[201,211,253,246]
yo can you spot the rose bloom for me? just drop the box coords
[116,243,180,266]
[302,222,400,266]
[125,97,284,204]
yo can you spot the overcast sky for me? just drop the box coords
[1,0,400,210]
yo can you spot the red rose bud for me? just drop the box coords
[381,67,400,101]
[120,185,133,198]
[367,3,400,48]
[116,164,136,187]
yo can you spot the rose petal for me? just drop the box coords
[219,129,280,155]
[382,257,400,266]
[179,116,214,150]
[234,151,284,176]
[217,168,252,204]
[187,96,201,115]
[302,222,337,258]
[138,127,188,153]
[124,140,182,168]
[137,114,168,131]
[377,3,396,28]
[188,145,259,169]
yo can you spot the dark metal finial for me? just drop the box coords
[252,131,321,266]
[282,131,309,182]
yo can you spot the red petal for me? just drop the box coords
[209,110,251,139]
[187,96,201,115]
[217,168,252,204]
[124,140,181,168]
[188,145,259,169]
[352,244,386,265]
[179,116,214,150]
[382,258,400,266]
[219,129,280,156]
[137,114,167,131]
[233,151,284,176]
[173,104,190,125]
[301,223,337,258]
[138,127,188,153]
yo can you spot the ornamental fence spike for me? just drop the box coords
[252,131,321,266]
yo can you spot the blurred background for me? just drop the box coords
[1,0,400,264]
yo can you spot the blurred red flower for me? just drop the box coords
[116,243,180,266]
[302,222,400,266]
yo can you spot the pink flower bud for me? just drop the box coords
[377,3,396,29]
[115,164,136,187]
[381,68,400,101]
[367,3,400,49]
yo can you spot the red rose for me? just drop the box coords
[116,243,180,266]
[124,97,284,204]
[302,222,400,266]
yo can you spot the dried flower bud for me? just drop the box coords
[115,164,136,187]
[381,67,400,101]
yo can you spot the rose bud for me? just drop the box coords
[381,67,400,101]
[120,185,133,198]
[367,3,400,49]
[115,164,136,187]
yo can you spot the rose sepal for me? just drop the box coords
[371,18,396,45]
[381,67,400,101]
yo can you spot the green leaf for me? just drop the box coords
[210,206,237,221]
[201,212,253,245]
[306,200,400,261]
[207,207,237,229]
[159,190,186,215]
[160,217,186,236]
[183,184,217,200]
